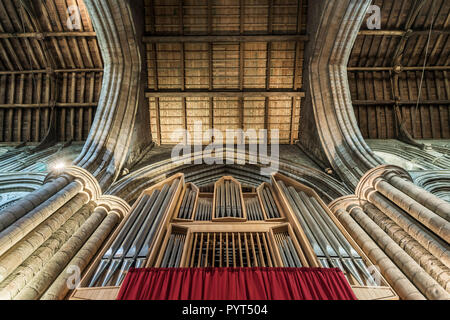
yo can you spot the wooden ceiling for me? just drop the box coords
[144,0,308,145]
[0,0,103,144]
[1,0,448,148]
[348,0,450,140]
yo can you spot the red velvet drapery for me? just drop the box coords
[117,268,357,300]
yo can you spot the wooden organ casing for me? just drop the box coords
[70,174,398,300]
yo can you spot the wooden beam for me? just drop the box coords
[0,68,104,75]
[239,97,244,134]
[0,102,98,109]
[265,42,272,90]
[143,34,308,43]
[358,29,449,36]
[297,0,303,34]
[145,90,305,98]
[264,98,269,130]
[348,66,450,71]
[353,99,450,105]
[207,0,213,35]
[155,97,162,145]
[0,32,96,38]
[209,97,214,141]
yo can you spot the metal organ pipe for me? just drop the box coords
[234,184,242,218]
[216,181,243,218]
[195,199,212,221]
[87,192,156,287]
[220,184,225,218]
[277,181,326,259]
[231,183,237,218]
[88,179,180,287]
[178,189,190,219]
[161,234,186,268]
[277,180,376,286]
[225,182,231,217]
[274,233,302,267]
[263,186,281,218]
[245,198,263,221]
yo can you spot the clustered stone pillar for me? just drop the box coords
[15,196,129,300]
[0,166,119,300]
[330,197,425,300]
[330,165,450,300]
[0,190,90,282]
[0,175,72,232]
[0,201,96,299]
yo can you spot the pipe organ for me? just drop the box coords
[88,178,181,287]
[276,180,375,286]
[71,173,398,300]
[194,199,213,221]
[187,232,276,268]
[245,197,264,221]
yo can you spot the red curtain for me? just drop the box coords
[117,268,357,300]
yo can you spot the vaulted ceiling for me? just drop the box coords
[348,0,450,140]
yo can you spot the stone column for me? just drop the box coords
[385,172,450,221]
[0,167,102,290]
[0,180,84,258]
[362,202,450,291]
[347,205,449,299]
[0,201,96,300]
[373,176,450,242]
[300,0,382,188]
[38,196,129,300]
[0,175,72,231]
[74,0,152,189]
[357,165,450,269]
[0,191,90,282]
[330,197,425,300]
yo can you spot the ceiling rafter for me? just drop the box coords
[0,31,96,38]
[145,90,306,98]
[143,34,308,43]
[349,0,450,141]
[0,0,103,144]
[358,29,449,36]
